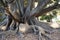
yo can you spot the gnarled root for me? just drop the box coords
[30,25,55,40]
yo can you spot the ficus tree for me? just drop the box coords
[0,0,60,40]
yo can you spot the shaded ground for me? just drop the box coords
[0,22,60,40]
[0,32,38,40]
[0,30,60,40]
[51,30,60,40]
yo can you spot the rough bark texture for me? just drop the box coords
[0,0,60,40]
[0,26,60,40]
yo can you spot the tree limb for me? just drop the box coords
[25,0,32,16]
[30,0,50,17]
[23,0,35,20]
[16,0,24,17]
[35,4,60,17]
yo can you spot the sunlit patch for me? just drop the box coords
[19,23,30,33]
[34,2,38,8]
[58,2,60,4]
[19,26,26,33]
[0,26,6,30]
[50,22,60,28]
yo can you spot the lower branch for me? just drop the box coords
[33,4,60,17]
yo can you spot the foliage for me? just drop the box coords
[40,11,57,22]
[39,0,60,22]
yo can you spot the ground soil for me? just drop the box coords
[0,30,60,40]
[0,22,60,40]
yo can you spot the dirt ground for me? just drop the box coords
[0,32,38,40]
[0,30,60,40]
[0,22,60,40]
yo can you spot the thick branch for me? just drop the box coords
[5,7,20,22]
[23,0,34,18]
[35,4,60,17]
[16,0,24,17]
[30,0,50,17]
[0,0,20,22]
[25,0,32,15]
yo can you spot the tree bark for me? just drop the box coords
[35,4,60,17]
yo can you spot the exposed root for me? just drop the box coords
[0,23,59,40]
[0,19,8,26]
[0,25,59,40]
[30,25,56,40]
[0,30,17,35]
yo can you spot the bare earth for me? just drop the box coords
[0,30,60,40]
[0,22,60,40]
[0,32,38,40]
